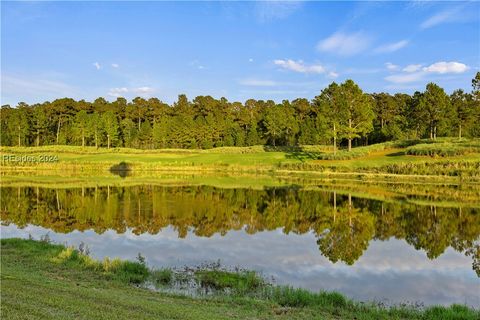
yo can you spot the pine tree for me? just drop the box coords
[102,111,119,148]
[340,80,374,151]
[419,83,450,140]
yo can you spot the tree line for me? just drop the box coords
[2,73,479,150]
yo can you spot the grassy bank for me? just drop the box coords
[1,138,480,179]
[1,238,478,320]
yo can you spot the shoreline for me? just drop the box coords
[1,238,478,320]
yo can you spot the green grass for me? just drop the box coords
[194,269,265,293]
[1,238,479,320]
[1,138,479,178]
[406,142,480,157]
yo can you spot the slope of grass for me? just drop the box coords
[1,138,479,178]
[1,238,478,320]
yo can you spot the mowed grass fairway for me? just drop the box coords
[1,138,479,173]
[1,145,288,165]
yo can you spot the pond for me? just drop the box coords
[1,176,479,307]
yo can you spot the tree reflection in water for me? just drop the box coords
[1,185,479,275]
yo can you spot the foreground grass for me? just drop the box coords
[1,239,478,320]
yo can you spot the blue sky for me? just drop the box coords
[1,1,479,106]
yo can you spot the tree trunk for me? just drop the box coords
[333,123,336,155]
[56,119,61,145]
[82,130,85,147]
[95,131,98,148]
[430,125,433,140]
[36,130,40,147]
[107,134,111,149]
[434,126,437,140]
[459,124,462,139]
[348,118,352,151]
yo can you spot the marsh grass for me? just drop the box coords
[151,268,174,286]
[406,142,480,157]
[52,243,149,284]
[380,160,480,176]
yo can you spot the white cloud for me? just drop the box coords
[420,7,462,29]
[248,58,254,63]
[239,79,277,87]
[422,61,468,74]
[327,71,339,79]
[385,62,399,71]
[93,62,101,70]
[403,64,423,73]
[374,40,409,53]
[274,59,325,74]
[108,87,129,97]
[385,72,425,84]
[385,61,469,84]
[108,86,155,98]
[316,31,371,56]
[111,63,119,68]
[133,86,154,94]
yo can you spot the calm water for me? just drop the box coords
[1,182,479,307]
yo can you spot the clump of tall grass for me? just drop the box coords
[151,268,174,286]
[195,269,265,294]
[265,286,349,308]
[406,143,480,157]
[53,245,149,284]
[379,160,480,177]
